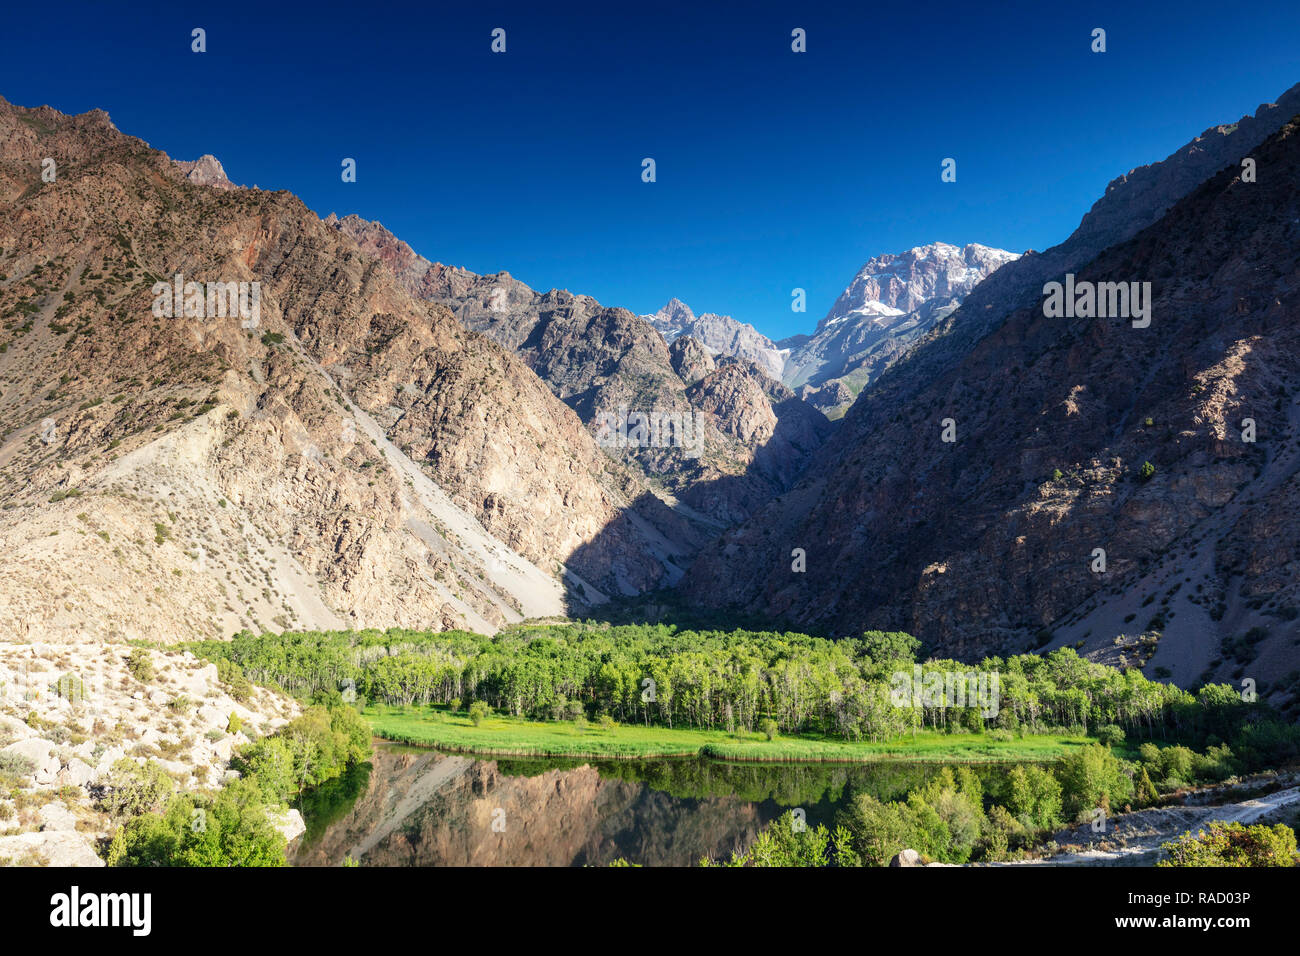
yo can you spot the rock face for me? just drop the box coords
[327,214,831,531]
[172,154,236,191]
[781,243,1019,412]
[682,110,1300,693]
[643,297,786,382]
[0,96,698,637]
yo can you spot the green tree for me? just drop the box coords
[468,700,489,726]
[1056,743,1134,819]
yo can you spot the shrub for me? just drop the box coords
[125,647,154,682]
[468,701,489,727]
[95,759,174,819]
[0,752,37,781]
[105,778,287,867]
[1096,724,1125,747]
[216,658,252,702]
[1139,461,1156,482]
[761,718,779,741]
[1159,822,1298,867]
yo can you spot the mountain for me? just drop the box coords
[781,243,1019,413]
[878,82,1300,417]
[642,298,786,381]
[0,96,693,640]
[681,105,1300,693]
[327,215,831,530]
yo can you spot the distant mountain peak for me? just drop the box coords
[172,153,237,190]
[643,299,784,380]
[782,241,1018,401]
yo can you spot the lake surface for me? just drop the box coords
[293,741,1013,866]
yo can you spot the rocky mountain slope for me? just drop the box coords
[871,82,1300,419]
[682,109,1300,701]
[327,214,831,529]
[643,297,786,381]
[0,636,299,865]
[781,243,1019,414]
[0,96,697,643]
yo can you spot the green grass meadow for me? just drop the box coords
[365,704,1095,763]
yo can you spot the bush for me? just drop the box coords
[1159,822,1297,867]
[468,701,489,727]
[227,712,243,736]
[126,647,154,683]
[1006,764,1063,832]
[1139,460,1156,482]
[216,658,252,702]
[1096,724,1125,747]
[95,759,174,819]
[105,778,287,867]
[761,718,779,741]
[0,752,37,781]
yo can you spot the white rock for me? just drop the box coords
[268,807,306,843]
[198,705,229,730]
[94,746,126,775]
[58,757,97,788]
[1,738,60,782]
[0,830,104,867]
[38,802,79,832]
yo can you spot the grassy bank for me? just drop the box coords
[365,705,1095,763]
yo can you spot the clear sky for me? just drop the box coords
[3,0,1298,340]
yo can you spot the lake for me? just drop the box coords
[292,740,1014,866]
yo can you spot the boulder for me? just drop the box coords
[268,807,306,843]
[197,705,229,730]
[889,848,924,867]
[1,738,59,783]
[0,830,104,867]
[57,757,97,788]
[38,802,78,832]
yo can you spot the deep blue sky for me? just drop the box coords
[3,1,1298,339]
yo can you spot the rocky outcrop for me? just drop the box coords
[0,635,298,864]
[172,154,237,191]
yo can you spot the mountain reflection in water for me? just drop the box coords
[294,741,1005,867]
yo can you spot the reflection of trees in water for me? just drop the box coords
[298,747,1026,867]
[293,760,373,851]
